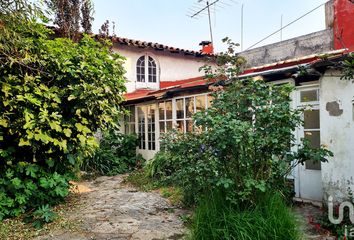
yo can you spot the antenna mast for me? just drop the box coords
[187,0,237,46]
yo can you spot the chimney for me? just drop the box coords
[199,41,214,54]
[331,0,354,51]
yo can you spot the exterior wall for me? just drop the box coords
[240,29,333,68]
[113,44,209,93]
[320,69,354,202]
[333,0,354,51]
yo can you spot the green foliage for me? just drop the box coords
[191,191,302,240]
[149,41,333,206]
[150,79,332,205]
[340,52,354,81]
[82,130,143,175]
[0,163,69,220]
[0,0,126,220]
[124,170,160,192]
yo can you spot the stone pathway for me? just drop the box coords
[36,175,188,240]
[294,203,335,240]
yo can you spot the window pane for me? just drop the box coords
[138,106,145,149]
[137,56,145,83]
[304,131,320,149]
[129,106,135,122]
[176,99,184,119]
[176,120,184,133]
[196,95,206,112]
[166,121,173,131]
[207,95,214,108]
[130,123,135,134]
[159,122,165,133]
[158,102,165,120]
[305,160,321,170]
[185,97,194,118]
[166,101,172,119]
[186,120,194,132]
[300,90,318,102]
[304,110,320,129]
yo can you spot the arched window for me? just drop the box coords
[148,56,157,83]
[136,55,157,83]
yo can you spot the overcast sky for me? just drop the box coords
[90,0,327,53]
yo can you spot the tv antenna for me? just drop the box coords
[186,0,237,46]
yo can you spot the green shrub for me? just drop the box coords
[191,191,302,240]
[82,130,143,175]
[149,41,333,206]
[0,1,126,220]
[124,170,160,192]
[0,163,70,220]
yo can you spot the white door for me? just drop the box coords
[295,86,323,201]
[136,104,158,160]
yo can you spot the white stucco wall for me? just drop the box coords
[113,44,210,93]
[320,69,354,202]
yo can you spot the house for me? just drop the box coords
[118,0,354,203]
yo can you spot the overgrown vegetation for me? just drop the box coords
[82,130,143,176]
[340,52,354,81]
[144,38,333,239]
[0,0,126,224]
[191,192,302,240]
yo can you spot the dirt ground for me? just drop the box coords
[35,175,189,240]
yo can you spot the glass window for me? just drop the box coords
[137,55,158,84]
[147,105,156,150]
[176,99,184,119]
[166,101,172,119]
[196,95,206,112]
[304,110,320,129]
[137,106,146,149]
[124,106,135,134]
[158,102,165,120]
[300,89,318,102]
[136,56,145,82]
[148,57,157,83]
[185,97,194,118]
[302,95,321,170]
[207,95,214,108]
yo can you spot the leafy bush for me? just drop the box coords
[148,40,333,206]
[191,191,302,240]
[150,79,332,206]
[0,163,70,220]
[82,130,143,175]
[0,1,126,220]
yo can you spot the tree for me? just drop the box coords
[81,0,94,33]
[0,0,126,220]
[45,0,94,39]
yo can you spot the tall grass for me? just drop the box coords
[191,192,302,240]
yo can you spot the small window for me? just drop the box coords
[159,101,173,134]
[137,56,145,82]
[303,108,321,170]
[124,106,135,134]
[300,89,318,102]
[136,55,158,84]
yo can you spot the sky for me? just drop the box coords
[90,0,327,53]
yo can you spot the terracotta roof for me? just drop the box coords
[124,76,212,102]
[110,37,212,57]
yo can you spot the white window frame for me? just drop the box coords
[172,93,212,134]
[124,105,136,134]
[136,54,159,90]
[135,102,158,151]
[296,84,321,170]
